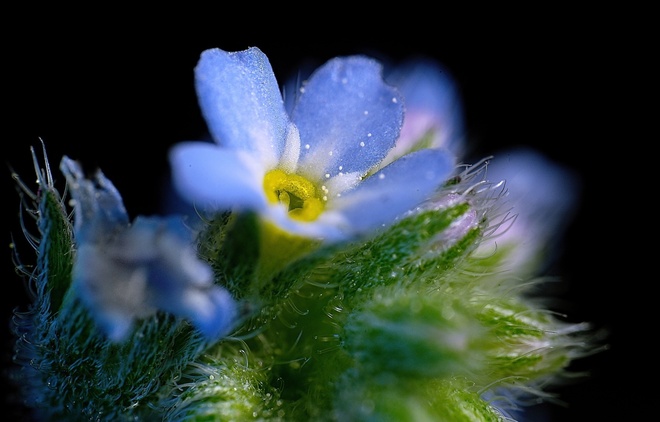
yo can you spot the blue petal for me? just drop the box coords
[195,47,290,168]
[483,147,580,254]
[60,156,129,241]
[332,148,455,233]
[182,287,238,340]
[292,56,404,180]
[259,204,349,241]
[386,58,465,158]
[73,215,238,342]
[73,242,152,342]
[169,141,267,211]
[136,216,238,340]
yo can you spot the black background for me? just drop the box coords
[2,11,636,420]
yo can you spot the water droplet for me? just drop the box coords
[46,375,58,389]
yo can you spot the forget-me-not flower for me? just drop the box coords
[169,47,455,241]
[473,147,581,277]
[61,156,237,342]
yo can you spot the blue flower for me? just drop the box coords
[380,57,465,169]
[473,147,581,276]
[169,47,455,241]
[61,157,237,342]
[382,56,580,277]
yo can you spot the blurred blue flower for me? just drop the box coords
[384,56,580,278]
[169,47,455,241]
[474,147,581,276]
[380,57,465,168]
[61,157,237,342]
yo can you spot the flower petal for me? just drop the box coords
[475,147,580,274]
[292,56,404,180]
[195,47,290,168]
[73,242,153,341]
[60,156,129,241]
[72,215,238,342]
[278,122,301,173]
[172,287,238,340]
[324,171,363,197]
[385,58,465,162]
[169,141,267,212]
[260,204,349,241]
[332,148,455,233]
[135,216,238,339]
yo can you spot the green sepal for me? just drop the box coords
[475,298,573,382]
[198,211,261,300]
[427,377,508,422]
[215,201,486,419]
[156,341,285,421]
[332,372,505,422]
[343,290,486,379]
[14,288,213,420]
[265,202,477,308]
[35,186,74,312]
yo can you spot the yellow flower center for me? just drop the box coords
[263,169,325,221]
